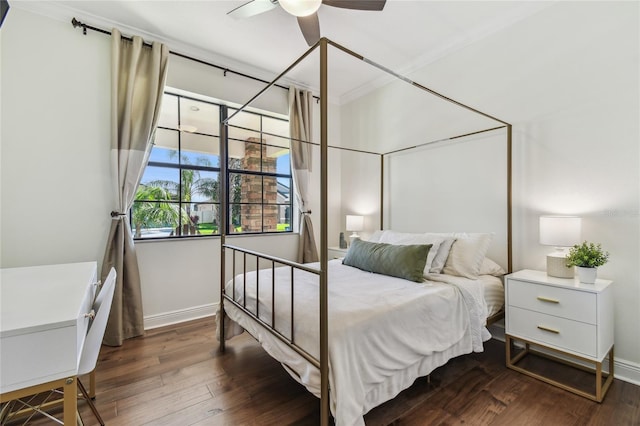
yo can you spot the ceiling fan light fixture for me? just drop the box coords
[279,0,321,17]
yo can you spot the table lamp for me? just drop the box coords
[346,215,364,245]
[539,215,581,278]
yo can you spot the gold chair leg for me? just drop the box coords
[78,379,105,426]
[89,371,96,399]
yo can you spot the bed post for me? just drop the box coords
[319,37,330,426]
[380,154,384,230]
[507,124,513,273]
[219,107,229,352]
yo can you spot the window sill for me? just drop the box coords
[133,231,296,243]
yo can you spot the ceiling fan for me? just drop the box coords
[227,0,386,46]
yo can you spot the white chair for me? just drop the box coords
[0,268,116,425]
[76,267,117,426]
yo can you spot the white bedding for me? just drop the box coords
[219,259,491,426]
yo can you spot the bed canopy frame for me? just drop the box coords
[219,38,512,426]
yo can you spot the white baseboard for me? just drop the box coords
[488,321,640,386]
[143,303,219,330]
[613,357,640,386]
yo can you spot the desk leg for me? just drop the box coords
[63,377,77,425]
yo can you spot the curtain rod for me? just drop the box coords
[71,17,319,101]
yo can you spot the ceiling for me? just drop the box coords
[21,0,551,102]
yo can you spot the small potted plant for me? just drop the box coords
[566,241,610,284]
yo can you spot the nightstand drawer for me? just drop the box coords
[508,306,597,357]
[507,279,596,324]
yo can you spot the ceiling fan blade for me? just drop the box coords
[297,13,321,46]
[322,0,386,11]
[227,0,277,20]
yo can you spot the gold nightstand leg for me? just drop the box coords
[599,346,615,402]
[506,334,529,366]
[505,336,614,402]
[596,361,603,401]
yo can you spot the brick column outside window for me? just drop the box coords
[240,137,278,232]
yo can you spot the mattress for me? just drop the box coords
[219,259,491,426]
[481,274,505,318]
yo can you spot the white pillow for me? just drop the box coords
[442,233,494,279]
[377,230,444,277]
[479,257,506,276]
[366,230,385,243]
[425,236,454,273]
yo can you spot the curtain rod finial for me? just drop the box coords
[71,17,87,35]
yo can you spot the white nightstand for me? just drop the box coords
[328,247,348,259]
[505,269,614,402]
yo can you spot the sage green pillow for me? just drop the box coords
[342,239,432,283]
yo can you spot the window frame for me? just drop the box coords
[223,104,293,236]
[132,91,293,240]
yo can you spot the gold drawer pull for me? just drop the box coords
[537,296,560,304]
[537,325,560,334]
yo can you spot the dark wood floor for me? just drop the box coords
[9,317,639,425]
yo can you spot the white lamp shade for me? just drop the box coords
[346,215,364,232]
[539,216,581,247]
[278,0,321,17]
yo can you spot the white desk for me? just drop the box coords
[1,262,98,424]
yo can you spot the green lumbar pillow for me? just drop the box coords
[342,238,431,282]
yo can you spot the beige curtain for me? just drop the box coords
[102,29,168,346]
[289,86,319,263]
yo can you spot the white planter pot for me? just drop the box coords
[576,266,597,284]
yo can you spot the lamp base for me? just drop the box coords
[546,252,574,278]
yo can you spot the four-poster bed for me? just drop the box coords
[218,38,512,426]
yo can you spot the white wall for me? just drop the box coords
[337,149,382,241]
[340,1,640,380]
[1,8,112,268]
[311,110,343,249]
[136,233,299,327]
[339,74,509,266]
[385,130,508,267]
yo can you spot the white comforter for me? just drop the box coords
[220,259,490,426]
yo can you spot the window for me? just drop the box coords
[226,107,292,234]
[132,92,292,239]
